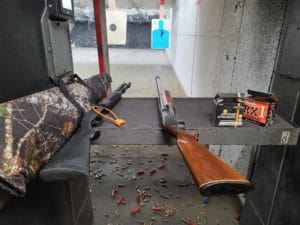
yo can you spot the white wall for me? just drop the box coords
[167,0,224,96]
[168,0,284,96]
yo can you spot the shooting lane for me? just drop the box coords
[0,1,299,225]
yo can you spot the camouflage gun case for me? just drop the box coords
[0,74,109,196]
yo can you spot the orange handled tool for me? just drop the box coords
[92,105,126,127]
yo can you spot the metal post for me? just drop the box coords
[93,0,110,75]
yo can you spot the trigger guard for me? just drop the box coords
[177,120,186,130]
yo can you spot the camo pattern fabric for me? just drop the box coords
[0,74,108,195]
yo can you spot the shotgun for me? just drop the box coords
[155,76,252,195]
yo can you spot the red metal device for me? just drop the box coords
[93,0,111,95]
[93,0,110,75]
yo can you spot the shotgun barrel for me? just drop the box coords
[155,76,253,195]
[100,82,131,109]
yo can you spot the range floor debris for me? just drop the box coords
[90,145,243,225]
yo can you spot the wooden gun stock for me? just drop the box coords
[155,76,252,195]
[174,130,252,195]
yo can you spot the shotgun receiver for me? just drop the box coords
[155,76,252,195]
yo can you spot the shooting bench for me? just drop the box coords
[93,98,299,146]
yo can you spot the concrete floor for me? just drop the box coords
[72,48,185,97]
[73,47,242,225]
[90,145,241,225]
